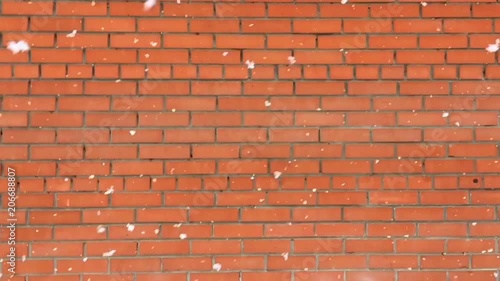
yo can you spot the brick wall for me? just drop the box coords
[1,0,500,280]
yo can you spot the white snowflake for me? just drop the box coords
[104,186,114,195]
[442,112,449,117]
[212,263,222,271]
[7,41,30,55]
[281,252,289,261]
[179,233,187,239]
[341,0,348,4]
[102,250,116,257]
[287,56,296,65]
[264,100,271,107]
[486,39,500,53]
[66,30,77,38]
[144,0,156,11]
[273,171,282,179]
[126,223,135,232]
[129,130,136,136]
[245,60,255,69]
[96,225,106,233]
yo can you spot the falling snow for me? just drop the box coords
[97,225,106,233]
[7,2,498,279]
[212,263,222,271]
[126,223,135,232]
[104,186,114,195]
[144,0,156,11]
[66,30,77,38]
[7,41,30,54]
[486,39,500,53]
[245,60,255,69]
[102,250,116,257]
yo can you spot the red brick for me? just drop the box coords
[422,4,471,18]
[348,112,396,126]
[448,50,496,64]
[347,51,395,64]
[394,19,442,33]
[163,3,213,17]
[419,35,468,49]
[370,35,417,49]
[268,4,317,17]
[421,255,469,269]
[111,34,162,49]
[348,82,397,95]
[294,50,343,64]
[444,19,493,33]
[192,19,238,33]
[293,19,341,33]
[85,18,136,32]
[320,4,369,18]
[344,207,393,221]
[0,17,29,31]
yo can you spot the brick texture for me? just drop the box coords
[1,0,500,280]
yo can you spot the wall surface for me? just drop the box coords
[1,0,500,280]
